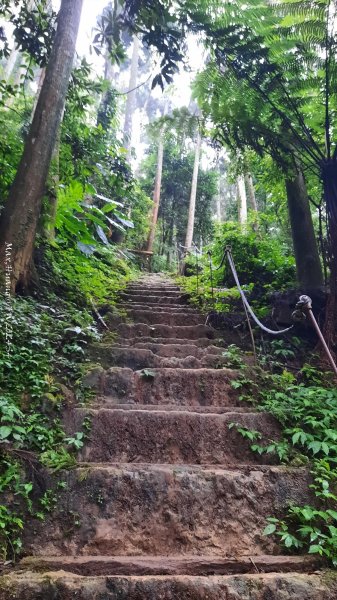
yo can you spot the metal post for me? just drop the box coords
[295,295,337,378]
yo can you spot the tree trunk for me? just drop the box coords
[147,128,164,253]
[322,159,337,347]
[97,49,118,130]
[0,0,84,293]
[123,35,140,159]
[216,161,222,221]
[184,132,202,250]
[3,47,20,81]
[285,169,323,290]
[244,173,258,211]
[44,123,62,240]
[31,68,46,121]
[237,175,247,223]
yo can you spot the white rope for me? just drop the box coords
[226,249,293,336]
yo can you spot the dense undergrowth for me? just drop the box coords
[0,242,137,560]
[225,342,337,565]
[178,220,296,317]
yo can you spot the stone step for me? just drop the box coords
[90,346,228,370]
[90,404,253,413]
[114,336,222,347]
[69,408,280,464]
[126,285,180,292]
[113,342,224,358]
[21,464,311,557]
[118,303,198,313]
[124,310,205,326]
[20,554,322,576]
[117,323,216,340]
[120,293,187,304]
[82,367,240,407]
[2,571,333,599]
[123,289,184,297]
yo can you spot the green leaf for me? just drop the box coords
[0,426,12,439]
[263,523,277,535]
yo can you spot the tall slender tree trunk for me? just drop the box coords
[184,132,202,250]
[3,47,20,81]
[285,168,323,290]
[123,35,140,159]
[322,160,337,347]
[237,175,247,223]
[147,128,165,253]
[0,0,84,293]
[216,159,222,221]
[245,173,258,211]
[31,68,46,121]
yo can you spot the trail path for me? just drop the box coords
[2,275,335,599]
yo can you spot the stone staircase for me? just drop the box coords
[1,274,335,599]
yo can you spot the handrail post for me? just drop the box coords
[295,295,337,378]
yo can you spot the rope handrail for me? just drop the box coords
[219,247,294,336]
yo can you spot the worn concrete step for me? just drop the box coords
[120,293,187,304]
[82,367,239,407]
[20,554,322,576]
[2,571,334,600]
[124,310,205,326]
[90,346,228,370]
[116,323,216,340]
[70,408,280,465]
[118,303,198,313]
[22,464,311,557]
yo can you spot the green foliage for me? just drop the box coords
[178,220,296,317]
[0,286,103,560]
[212,221,296,291]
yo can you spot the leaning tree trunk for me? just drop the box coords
[0,0,84,293]
[123,35,140,159]
[184,132,202,250]
[147,128,165,253]
[237,175,247,224]
[285,168,323,291]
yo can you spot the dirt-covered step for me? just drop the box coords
[122,309,205,326]
[82,367,240,407]
[89,346,229,370]
[21,464,311,558]
[2,571,334,600]
[69,408,280,464]
[116,323,216,339]
[20,554,322,577]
